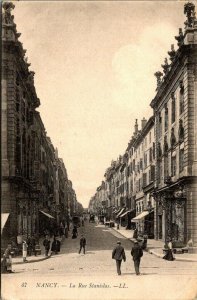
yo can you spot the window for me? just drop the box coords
[143,173,147,188]
[140,159,143,170]
[164,156,169,178]
[144,153,147,168]
[149,148,153,163]
[165,105,168,132]
[159,113,162,136]
[179,149,184,172]
[149,132,151,143]
[179,81,184,115]
[153,142,155,159]
[150,165,155,182]
[171,92,176,124]
[158,161,162,183]
[145,137,147,148]
[171,155,176,177]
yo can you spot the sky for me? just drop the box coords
[13,0,186,208]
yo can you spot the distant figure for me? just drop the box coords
[72,226,78,239]
[81,219,84,227]
[1,243,13,273]
[163,240,175,261]
[43,235,51,256]
[133,228,138,239]
[22,240,28,262]
[27,235,36,256]
[112,241,126,275]
[51,236,61,255]
[79,234,86,254]
[65,223,68,238]
[59,222,64,237]
[131,240,143,275]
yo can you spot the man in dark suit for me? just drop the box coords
[131,240,143,275]
[112,241,126,275]
[79,234,86,254]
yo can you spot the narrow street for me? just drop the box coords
[2,222,197,300]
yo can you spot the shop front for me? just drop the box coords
[131,210,154,237]
[154,184,187,244]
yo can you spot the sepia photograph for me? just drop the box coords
[1,0,197,299]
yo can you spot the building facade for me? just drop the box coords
[1,3,82,245]
[151,2,197,245]
[88,2,197,246]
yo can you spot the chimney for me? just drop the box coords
[134,119,138,134]
[141,117,147,130]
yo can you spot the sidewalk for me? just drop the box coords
[12,236,64,265]
[111,225,197,262]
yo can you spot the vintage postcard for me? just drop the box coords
[1,1,197,299]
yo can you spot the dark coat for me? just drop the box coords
[43,239,50,250]
[72,227,78,239]
[112,245,126,261]
[51,240,60,252]
[131,244,143,260]
[133,229,138,239]
[163,249,174,261]
[80,237,86,246]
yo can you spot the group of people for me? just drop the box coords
[43,235,61,256]
[112,240,143,276]
[112,229,175,276]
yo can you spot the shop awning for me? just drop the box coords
[131,211,150,222]
[116,208,125,218]
[119,209,135,218]
[39,210,55,219]
[1,213,10,233]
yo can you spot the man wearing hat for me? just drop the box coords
[131,240,143,275]
[112,241,126,275]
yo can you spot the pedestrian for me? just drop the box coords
[163,239,175,261]
[27,235,32,256]
[51,236,61,255]
[133,228,138,239]
[31,235,36,256]
[43,235,51,256]
[22,240,28,262]
[27,235,36,256]
[81,219,84,227]
[79,234,86,254]
[72,226,78,239]
[112,241,126,275]
[1,243,14,273]
[131,240,143,275]
[65,223,68,238]
[59,222,64,238]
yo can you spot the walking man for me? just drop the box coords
[79,234,86,254]
[131,240,143,275]
[112,241,126,275]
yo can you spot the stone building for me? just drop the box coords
[1,3,81,245]
[130,117,156,238]
[150,2,197,245]
[89,3,197,247]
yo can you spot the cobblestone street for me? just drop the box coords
[2,222,197,300]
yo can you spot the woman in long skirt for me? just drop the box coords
[2,243,13,273]
[163,240,175,261]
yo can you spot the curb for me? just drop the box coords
[12,255,51,265]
